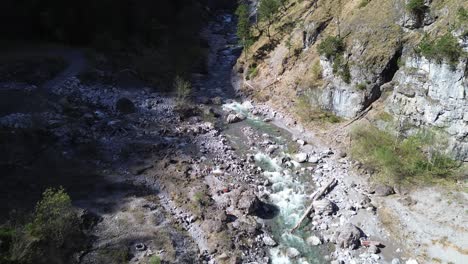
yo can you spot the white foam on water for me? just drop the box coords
[255,153,282,172]
[253,152,312,264]
[223,101,252,117]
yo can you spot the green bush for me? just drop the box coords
[174,76,191,102]
[332,55,351,84]
[351,125,461,185]
[149,255,161,264]
[8,188,83,264]
[247,64,259,80]
[457,7,468,22]
[358,0,371,8]
[317,36,345,60]
[406,0,426,15]
[28,188,79,244]
[294,94,342,124]
[417,33,464,68]
[355,83,367,90]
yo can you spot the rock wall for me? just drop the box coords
[385,56,468,161]
[236,0,467,160]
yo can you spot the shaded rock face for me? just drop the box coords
[335,223,363,249]
[385,57,468,161]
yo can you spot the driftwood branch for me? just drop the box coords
[341,105,373,129]
[290,178,337,232]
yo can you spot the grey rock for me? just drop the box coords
[335,223,363,249]
[306,235,322,246]
[313,199,336,216]
[226,113,245,123]
[308,155,320,164]
[392,259,401,264]
[294,153,308,163]
[374,185,395,196]
[286,247,300,258]
[237,191,262,214]
[262,234,277,246]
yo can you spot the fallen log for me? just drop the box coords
[361,240,383,247]
[290,178,337,232]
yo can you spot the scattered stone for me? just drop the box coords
[286,247,300,258]
[306,235,322,246]
[339,151,347,158]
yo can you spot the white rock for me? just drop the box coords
[308,155,320,164]
[406,259,418,264]
[294,153,308,163]
[262,235,277,247]
[286,247,300,258]
[306,235,323,246]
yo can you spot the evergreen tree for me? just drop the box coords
[235,4,252,48]
[258,0,280,39]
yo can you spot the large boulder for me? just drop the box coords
[226,113,246,124]
[313,199,336,216]
[306,235,323,246]
[262,234,277,247]
[116,97,136,114]
[286,247,300,258]
[335,223,363,249]
[294,153,308,163]
[237,191,262,215]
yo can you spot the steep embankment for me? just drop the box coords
[236,0,467,161]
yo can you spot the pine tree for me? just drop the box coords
[258,0,280,39]
[235,4,252,48]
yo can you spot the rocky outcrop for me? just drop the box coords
[385,56,468,161]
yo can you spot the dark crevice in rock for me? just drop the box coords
[303,18,332,49]
[362,47,402,110]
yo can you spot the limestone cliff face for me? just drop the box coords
[386,56,468,161]
[236,0,467,160]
